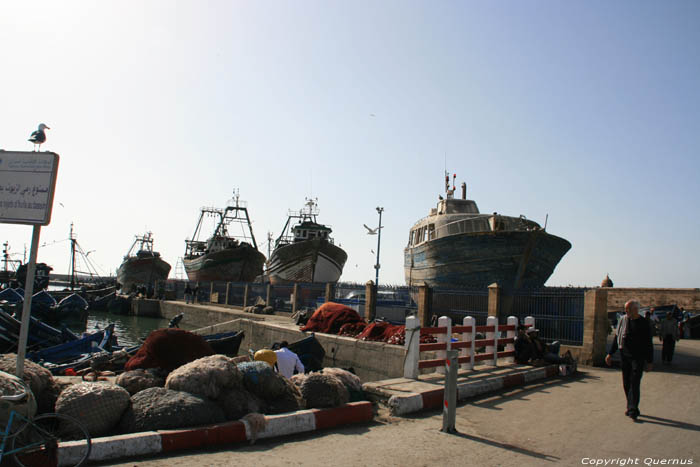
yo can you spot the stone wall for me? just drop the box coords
[159,301,405,382]
[603,288,700,314]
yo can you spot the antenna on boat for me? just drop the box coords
[544,214,549,231]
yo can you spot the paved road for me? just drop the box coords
[101,339,700,467]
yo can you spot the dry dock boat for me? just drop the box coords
[184,193,266,282]
[267,198,347,284]
[404,172,571,290]
[117,232,171,292]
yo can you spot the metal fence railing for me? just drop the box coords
[509,287,587,346]
[432,288,489,325]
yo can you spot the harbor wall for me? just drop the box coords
[602,287,700,313]
[157,301,405,382]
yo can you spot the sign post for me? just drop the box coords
[0,151,59,378]
[441,349,458,434]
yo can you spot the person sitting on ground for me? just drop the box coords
[274,341,304,379]
[528,329,572,365]
[514,325,533,364]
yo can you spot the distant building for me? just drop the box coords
[601,274,613,288]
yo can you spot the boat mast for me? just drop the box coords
[69,223,76,291]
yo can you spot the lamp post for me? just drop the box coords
[374,207,384,287]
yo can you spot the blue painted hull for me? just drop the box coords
[404,230,571,289]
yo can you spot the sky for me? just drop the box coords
[1,1,699,288]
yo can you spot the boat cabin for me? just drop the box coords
[292,221,331,243]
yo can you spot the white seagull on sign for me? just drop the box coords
[28,123,50,151]
[363,224,383,235]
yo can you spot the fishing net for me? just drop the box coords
[299,373,349,409]
[124,329,214,373]
[0,354,54,413]
[237,361,289,401]
[165,355,243,400]
[338,322,367,338]
[217,387,265,421]
[265,377,305,414]
[55,382,131,437]
[116,369,165,396]
[119,387,225,433]
[300,302,365,334]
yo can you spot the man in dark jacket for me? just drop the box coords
[605,300,653,421]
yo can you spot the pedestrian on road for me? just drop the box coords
[184,284,192,304]
[605,299,653,421]
[659,312,679,364]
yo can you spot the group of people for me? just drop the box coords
[514,325,574,366]
[253,341,305,379]
[183,283,199,304]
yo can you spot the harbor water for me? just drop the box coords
[75,311,195,348]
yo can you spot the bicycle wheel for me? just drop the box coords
[11,413,92,467]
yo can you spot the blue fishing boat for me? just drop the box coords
[27,324,115,364]
[0,288,23,304]
[54,293,89,326]
[0,309,76,352]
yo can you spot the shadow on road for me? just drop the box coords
[464,371,599,411]
[444,430,560,462]
[636,414,700,432]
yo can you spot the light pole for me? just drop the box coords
[374,207,384,287]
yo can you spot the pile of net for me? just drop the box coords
[124,329,214,372]
[116,368,166,395]
[119,387,224,432]
[300,302,365,334]
[0,370,37,421]
[238,361,304,414]
[0,353,56,413]
[294,372,349,408]
[56,382,131,437]
[321,367,364,402]
[338,322,367,337]
[357,322,404,343]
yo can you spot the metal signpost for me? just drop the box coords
[374,207,383,287]
[441,349,458,434]
[0,151,59,378]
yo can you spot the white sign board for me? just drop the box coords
[0,151,59,225]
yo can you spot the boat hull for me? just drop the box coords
[404,230,571,290]
[117,256,171,292]
[184,245,265,282]
[267,239,347,284]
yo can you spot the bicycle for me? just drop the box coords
[0,378,91,467]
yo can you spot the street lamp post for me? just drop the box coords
[374,207,384,287]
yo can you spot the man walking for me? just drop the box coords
[659,312,679,364]
[605,300,653,421]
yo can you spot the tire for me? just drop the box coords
[11,413,92,467]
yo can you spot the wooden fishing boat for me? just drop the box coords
[267,199,347,284]
[184,192,266,283]
[117,232,171,293]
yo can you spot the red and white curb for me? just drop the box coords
[55,401,373,466]
[387,365,559,416]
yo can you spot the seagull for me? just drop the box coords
[363,224,383,235]
[369,114,376,117]
[28,123,50,151]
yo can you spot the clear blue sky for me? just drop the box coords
[1,1,698,287]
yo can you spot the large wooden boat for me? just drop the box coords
[404,172,571,290]
[267,198,347,284]
[183,193,266,282]
[116,232,171,292]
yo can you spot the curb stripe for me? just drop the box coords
[159,421,247,452]
[258,410,316,439]
[389,364,559,415]
[313,401,373,430]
